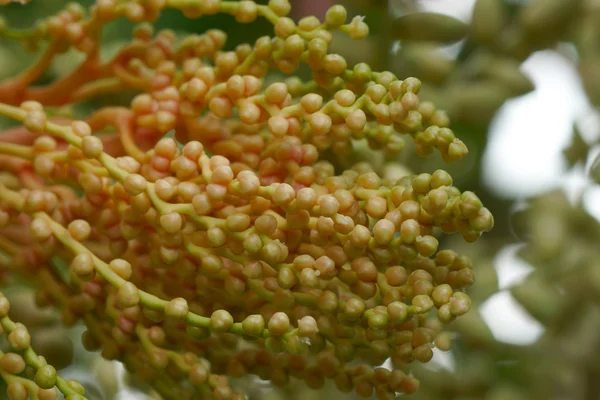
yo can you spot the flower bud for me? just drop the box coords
[0,353,25,375]
[35,365,57,389]
[81,135,103,158]
[449,292,471,316]
[117,282,140,308]
[325,5,347,26]
[8,325,31,350]
[211,310,234,332]
[268,312,290,335]
[166,297,189,319]
[242,314,265,337]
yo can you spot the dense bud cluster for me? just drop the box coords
[401,187,600,400]
[0,292,70,400]
[359,0,600,399]
[0,1,492,399]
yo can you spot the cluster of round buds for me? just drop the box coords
[398,187,600,399]
[0,0,492,399]
[0,293,85,400]
[19,0,461,169]
[89,0,167,23]
[113,18,464,166]
[42,2,97,54]
[0,120,490,399]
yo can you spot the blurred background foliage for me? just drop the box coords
[2,0,600,399]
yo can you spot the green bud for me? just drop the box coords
[283,34,305,58]
[519,0,582,35]
[186,325,210,340]
[344,298,365,320]
[165,297,189,320]
[468,261,499,302]
[265,336,284,352]
[325,5,347,26]
[334,340,355,362]
[0,296,10,317]
[298,316,318,337]
[8,325,31,350]
[412,344,433,363]
[241,314,265,337]
[452,308,495,346]
[448,292,471,316]
[211,310,234,332]
[317,291,338,314]
[0,353,25,375]
[308,37,328,60]
[143,307,165,323]
[401,77,422,95]
[471,207,494,232]
[452,82,511,126]
[412,295,434,314]
[460,191,483,218]
[367,310,389,329]
[149,348,168,370]
[412,173,432,193]
[511,275,561,323]
[352,63,372,82]
[117,282,139,308]
[485,57,534,96]
[66,394,87,400]
[82,330,101,352]
[437,303,455,324]
[189,364,208,385]
[435,332,453,351]
[432,284,453,308]
[268,312,290,335]
[529,211,564,258]
[68,380,86,395]
[415,235,439,257]
[7,382,27,400]
[392,12,468,43]
[471,0,506,44]
[414,126,440,146]
[395,110,422,133]
[32,327,74,370]
[284,335,306,354]
[398,44,454,84]
[277,267,296,290]
[35,365,57,389]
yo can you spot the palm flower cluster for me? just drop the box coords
[0,1,493,399]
